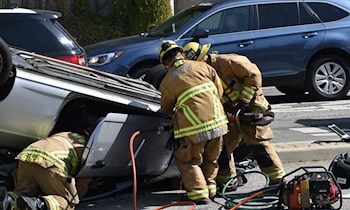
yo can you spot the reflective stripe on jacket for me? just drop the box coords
[210,54,270,111]
[174,82,227,139]
[160,59,228,142]
[16,132,86,177]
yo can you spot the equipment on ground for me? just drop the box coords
[222,166,342,210]
[329,152,350,189]
[279,166,342,210]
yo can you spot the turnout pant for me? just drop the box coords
[218,123,285,186]
[10,161,79,210]
[175,136,222,200]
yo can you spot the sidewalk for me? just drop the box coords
[273,140,350,163]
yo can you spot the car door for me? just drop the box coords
[179,5,255,61]
[77,113,173,177]
[253,2,325,84]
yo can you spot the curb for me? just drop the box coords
[273,141,350,163]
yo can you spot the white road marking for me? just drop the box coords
[271,100,350,113]
[290,127,329,133]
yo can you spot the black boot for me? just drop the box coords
[17,196,47,210]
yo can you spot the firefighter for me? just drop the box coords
[158,40,228,204]
[182,42,285,189]
[0,109,99,210]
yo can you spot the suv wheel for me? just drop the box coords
[0,38,12,88]
[307,55,350,100]
[143,64,167,89]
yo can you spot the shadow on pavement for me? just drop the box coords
[266,94,350,104]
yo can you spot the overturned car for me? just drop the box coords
[0,38,175,196]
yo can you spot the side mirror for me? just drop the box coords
[191,28,209,43]
[0,37,12,88]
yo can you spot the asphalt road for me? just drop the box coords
[263,87,350,144]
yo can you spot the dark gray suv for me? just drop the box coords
[86,0,350,100]
[0,7,86,65]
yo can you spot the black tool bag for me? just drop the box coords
[329,152,350,189]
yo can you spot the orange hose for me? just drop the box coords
[230,191,264,210]
[129,130,196,210]
[130,131,140,210]
[154,201,196,210]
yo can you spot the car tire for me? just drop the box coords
[306,55,350,100]
[275,86,305,95]
[0,38,12,88]
[143,64,167,90]
[129,63,159,79]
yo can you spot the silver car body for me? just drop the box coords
[0,48,173,178]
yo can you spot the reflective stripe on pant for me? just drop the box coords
[12,161,79,210]
[175,136,222,201]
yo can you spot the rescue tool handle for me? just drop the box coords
[328,124,350,142]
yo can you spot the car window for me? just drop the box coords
[0,19,78,52]
[183,6,249,38]
[306,2,349,22]
[148,6,211,37]
[258,3,298,29]
[300,3,320,24]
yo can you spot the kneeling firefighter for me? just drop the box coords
[0,107,98,210]
[182,42,285,189]
[158,40,228,204]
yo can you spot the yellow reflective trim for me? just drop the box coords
[267,169,285,180]
[43,196,60,210]
[221,79,228,90]
[176,82,217,107]
[241,86,256,101]
[174,116,228,139]
[187,189,209,200]
[183,105,202,125]
[227,91,240,102]
[52,136,79,175]
[208,184,217,196]
[20,147,69,176]
[213,96,220,119]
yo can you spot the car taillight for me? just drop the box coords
[56,54,86,66]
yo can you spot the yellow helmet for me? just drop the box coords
[158,40,183,64]
[183,42,211,61]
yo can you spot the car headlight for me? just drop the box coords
[88,51,124,66]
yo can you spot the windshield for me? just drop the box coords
[148,6,211,37]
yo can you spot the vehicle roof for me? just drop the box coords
[0,7,62,21]
[210,0,350,8]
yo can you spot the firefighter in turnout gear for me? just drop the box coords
[158,40,228,204]
[0,107,99,210]
[183,42,285,189]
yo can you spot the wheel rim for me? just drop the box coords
[314,62,346,95]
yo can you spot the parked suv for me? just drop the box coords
[0,7,86,65]
[85,0,350,100]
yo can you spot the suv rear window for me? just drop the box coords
[307,2,349,22]
[0,17,79,53]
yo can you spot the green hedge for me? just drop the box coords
[60,0,172,46]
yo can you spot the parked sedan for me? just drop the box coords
[85,0,350,100]
[0,39,174,195]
